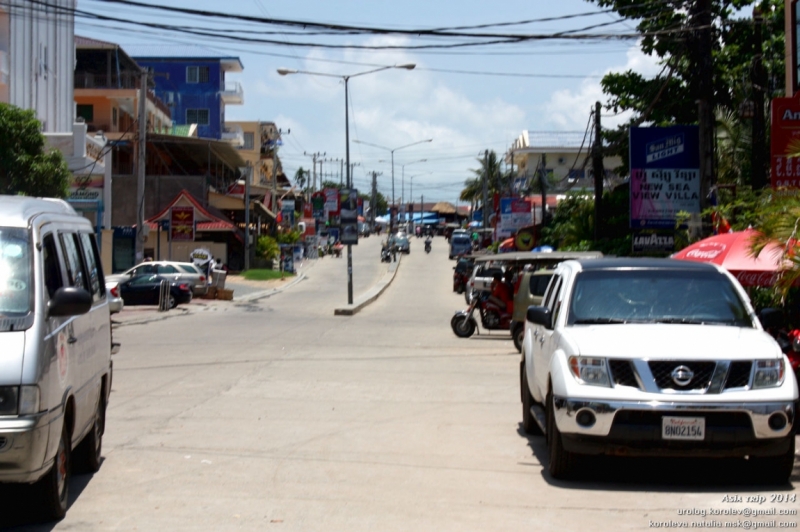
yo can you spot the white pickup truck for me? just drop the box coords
[520,258,798,481]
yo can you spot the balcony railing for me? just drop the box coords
[75,72,140,90]
[220,80,244,105]
[221,124,244,147]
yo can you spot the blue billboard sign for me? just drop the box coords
[629,126,700,229]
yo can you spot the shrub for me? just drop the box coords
[256,235,280,262]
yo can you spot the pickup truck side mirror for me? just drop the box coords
[526,305,552,329]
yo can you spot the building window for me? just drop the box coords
[186,109,210,125]
[186,66,210,83]
[243,132,254,150]
[77,104,94,123]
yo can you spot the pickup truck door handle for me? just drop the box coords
[532,330,539,338]
[538,336,545,345]
[68,336,78,344]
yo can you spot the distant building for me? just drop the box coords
[507,131,623,195]
[127,45,244,141]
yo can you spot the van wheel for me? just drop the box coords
[75,390,105,474]
[38,419,70,521]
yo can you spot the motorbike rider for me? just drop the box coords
[488,272,513,314]
[424,235,432,250]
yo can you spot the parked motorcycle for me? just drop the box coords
[381,248,392,263]
[450,291,512,338]
[425,239,432,254]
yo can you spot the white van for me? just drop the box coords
[0,197,112,520]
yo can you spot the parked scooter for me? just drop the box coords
[425,238,432,254]
[450,291,512,338]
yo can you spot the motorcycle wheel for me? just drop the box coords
[451,315,476,338]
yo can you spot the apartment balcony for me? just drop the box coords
[221,124,244,147]
[75,72,139,90]
[220,81,244,105]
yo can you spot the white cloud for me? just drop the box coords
[544,45,662,130]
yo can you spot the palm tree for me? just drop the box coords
[460,150,511,206]
[715,107,751,187]
[294,167,309,193]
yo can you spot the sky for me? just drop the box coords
[77,0,666,204]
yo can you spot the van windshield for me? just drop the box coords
[0,228,32,316]
[452,236,470,244]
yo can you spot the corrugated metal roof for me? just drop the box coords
[126,45,244,71]
[525,131,588,149]
[75,35,120,49]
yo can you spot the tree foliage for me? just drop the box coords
[0,103,71,198]
[588,0,784,181]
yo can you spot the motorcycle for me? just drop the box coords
[425,239,432,254]
[381,248,392,263]
[450,291,512,338]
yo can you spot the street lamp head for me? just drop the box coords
[277,68,297,76]
[396,64,416,70]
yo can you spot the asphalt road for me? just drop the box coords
[2,235,798,531]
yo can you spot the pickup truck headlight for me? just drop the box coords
[568,356,610,387]
[752,359,784,389]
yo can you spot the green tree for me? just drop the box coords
[294,167,310,192]
[460,151,513,214]
[588,0,784,182]
[256,235,280,263]
[0,103,71,197]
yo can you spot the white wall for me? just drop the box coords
[1,0,74,132]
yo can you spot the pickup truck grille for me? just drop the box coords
[649,361,716,391]
[723,361,752,389]
[609,360,638,388]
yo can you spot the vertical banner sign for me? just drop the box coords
[771,96,800,188]
[340,188,359,245]
[629,126,700,229]
[281,198,296,227]
[311,192,325,220]
[170,206,195,241]
[324,188,340,216]
[498,198,533,239]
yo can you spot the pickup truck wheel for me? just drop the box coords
[751,434,795,484]
[512,324,524,353]
[521,367,542,435]
[38,418,70,521]
[547,392,578,479]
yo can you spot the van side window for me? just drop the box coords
[79,233,104,302]
[42,234,63,300]
[60,233,87,290]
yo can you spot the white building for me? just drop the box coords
[0,0,112,235]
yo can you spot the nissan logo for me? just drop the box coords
[671,365,694,386]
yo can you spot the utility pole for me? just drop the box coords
[540,153,547,227]
[592,102,605,242]
[482,150,489,230]
[695,0,715,208]
[751,5,767,189]
[244,162,251,270]
[135,68,148,264]
[340,160,344,186]
[370,171,378,229]
[304,151,325,192]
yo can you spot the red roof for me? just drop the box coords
[146,189,235,232]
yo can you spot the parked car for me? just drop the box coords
[521,258,798,482]
[105,281,124,314]
[510,269,553,352]
[107,260,208,296]
[390,234,410,254]
[0,196,112,520]
[119,274,193,308]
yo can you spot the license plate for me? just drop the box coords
[661,416,705,440]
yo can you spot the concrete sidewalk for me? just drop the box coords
[113,253,402,326]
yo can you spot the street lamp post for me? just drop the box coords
[278,64,417,305]
[354,138,432,234]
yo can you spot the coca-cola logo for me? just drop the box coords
[686,242,726,260]
[735,271,779,286]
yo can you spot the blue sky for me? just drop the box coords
[79,0,664,203]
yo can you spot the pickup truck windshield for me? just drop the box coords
[0,228,31,317]
[567,269,753,327]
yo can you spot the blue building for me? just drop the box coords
[126,45,244,142]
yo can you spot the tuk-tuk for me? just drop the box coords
[471,251,604,349]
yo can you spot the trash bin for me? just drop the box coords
[212,269,226,290]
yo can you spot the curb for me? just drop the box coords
[334,255,401,316]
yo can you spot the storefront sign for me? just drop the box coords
[630,126,700,229]
[69,174,103,202]
[311,192,325,220]
[771,95,800,188]
[190,247,212,266]
[340,188,358,245]
[632,230,675,255]
[324,188,340,215]
[498,198,532,239]
[170,206,195,241]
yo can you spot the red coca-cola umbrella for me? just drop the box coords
[672,229,790,287]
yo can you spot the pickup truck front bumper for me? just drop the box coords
[554,397,796,458]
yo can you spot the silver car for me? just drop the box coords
[107,261,208,296]
[105,281,124,313]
